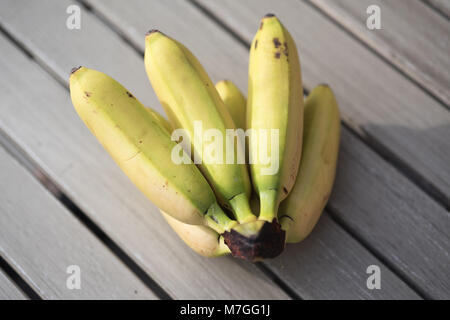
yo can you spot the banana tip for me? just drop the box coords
[70,66,82,75]
[223,220,285,262]
[146,29,160,37]
[264,13,276,18]
[318,83,330,88]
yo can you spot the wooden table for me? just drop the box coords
[0,0,448,300]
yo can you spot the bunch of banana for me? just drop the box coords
[69,14,340,262]
[70,66,237,234]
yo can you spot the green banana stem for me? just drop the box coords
[258,189,279,222]
[204,202,237,234]
[229,193,257,223]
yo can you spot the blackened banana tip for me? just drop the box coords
[223,220,286,262]
[146,29,160,36]
[70,66,82,75]
[264,13,276,18]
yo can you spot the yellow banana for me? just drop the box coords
[144,107,172,133]
[215,80,246,130]
[69,67,236,234]
[279,85,340,243]
[161,210,230,257]
[144,31,256,225]
[139,110,230,256]
[247,14,304,223]
[145,106,230,256]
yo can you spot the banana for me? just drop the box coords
[144,31,256,225]
[247,14,304,223]
[145,107,172,134]
[215,80,246,130]
[279,85,340,243]
[161,210,230,257]
[140,111,230,256]
[69,66,236,234]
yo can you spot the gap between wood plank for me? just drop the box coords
[188,0,450,212]
[0,118,171,301]
[255,263,302,300]
[0,255,41,300]
[82,0,436,299]
[421,0,450,20]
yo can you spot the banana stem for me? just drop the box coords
[258,189,279,222]
[217,236,231,255]
[279,215,293,234]
[205,202,237,234]
[229,193,258,224]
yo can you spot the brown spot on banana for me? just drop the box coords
[273,37,281,48]
[283,44,289,57]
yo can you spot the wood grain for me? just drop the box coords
[309,0,450,107]
[0,269,27,300]
[87,0,447,298]
[424,0,450,18]
[0,146,157,299]
[0,0,419,299]
[195,0,450,209]
[331,129,450,298]
[268,214,422,300]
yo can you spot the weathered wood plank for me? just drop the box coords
[0,2,288,299]
[424,0,450,18]
[331,129,450,298]
[269,214,422,300]
[309,0,450,107]
[0,146,157,299]
[0,0,419,299]
[195,0,450,208]
[87,0,448,298]
[0,0,160,114]
[192,0,450,298]
[0,269,27,300]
